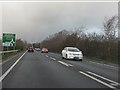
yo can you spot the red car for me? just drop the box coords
[41,48,48,53]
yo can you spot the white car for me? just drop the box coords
[35,48,40,51]
[62,47,83,61]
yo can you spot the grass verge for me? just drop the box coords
[1,50,24,62]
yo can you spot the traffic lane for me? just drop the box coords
[2,52,107,88]
[46,52,118,81]
[47,52,118,70]
[45,52,118,82]
[46,52,118,72]
[46,52,119,72]
[2,51,26,75]
[66,60,118,82]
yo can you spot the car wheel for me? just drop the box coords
[66,54,68,60]
[62,54,64,59]
[79,59,82,61]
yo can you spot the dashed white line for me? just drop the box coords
[58,61,73,67]
[110,83,119,86]
[87,71,120,86]
[0,51,27,82]
[50,57,56,61]
[68,64,73,67]
[58,61,69,67]
[52,58,56,61]
[79,71,116,89]
[45,55,49,57]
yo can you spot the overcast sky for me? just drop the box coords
[0,1,118,43]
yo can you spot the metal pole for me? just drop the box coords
[7,46,8,51]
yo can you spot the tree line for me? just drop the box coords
[41,16,118,64]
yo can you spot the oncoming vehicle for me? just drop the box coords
[41,48,48,53]
[28,47,34,52]
[62,47,83,61]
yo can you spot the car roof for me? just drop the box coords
[42,48,47,49]
[66,47,78,49]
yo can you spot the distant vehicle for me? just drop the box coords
[28,47,34,52]
[41,48,48,53]
[35,48,40,51]
[62,47,83,61]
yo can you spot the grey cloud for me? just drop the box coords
[2,2,118,43]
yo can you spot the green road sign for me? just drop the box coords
[2,33,16,47]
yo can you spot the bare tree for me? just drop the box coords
[16,39,27,50]
[103,16,118,40]
[74,26,87,38]
[103,16,118,60]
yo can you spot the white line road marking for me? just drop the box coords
[45,55,49,57]
[68,64,73,67]
[50,57,56,61]
[87,71,120,86]
[0,51,27,82]
[110,83,119,86]
[58,61,73,67]
[52,58,56,61]
[58,61,69,67]
[79,71,116,89]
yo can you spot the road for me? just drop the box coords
[1,51,119,89]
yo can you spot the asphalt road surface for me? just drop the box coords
[1,51,119,89]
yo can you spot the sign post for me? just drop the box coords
[2,33,16,50]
